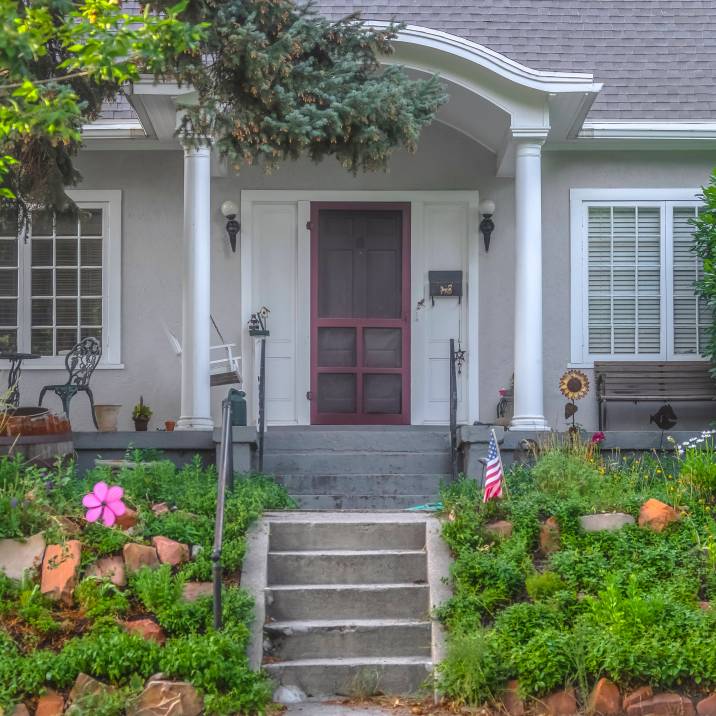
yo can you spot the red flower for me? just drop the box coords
[591,431,606,444]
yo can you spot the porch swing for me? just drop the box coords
[164,316,242,387]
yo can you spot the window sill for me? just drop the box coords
[570,357,708,368]
[0,361,124,371]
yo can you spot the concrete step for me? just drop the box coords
[267,550,427,586]
[264,657,433,697]
[264,619,432,660]
[263,451,451,476]
[266,583,430,621]
[263,429,449,453]
[273,473,448,496]
[269,521,425,552]
[287,494,440,510]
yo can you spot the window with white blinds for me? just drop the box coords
[571,189,705,364]
[0,190,121,366]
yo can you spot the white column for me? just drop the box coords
[176,139,213,430]
[510,141,549,431]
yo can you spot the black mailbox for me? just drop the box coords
[428,270,463,305]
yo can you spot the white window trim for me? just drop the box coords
[0,189,123,371]
[570,187,704,367]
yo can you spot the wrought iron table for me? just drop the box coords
[0,352,41,406]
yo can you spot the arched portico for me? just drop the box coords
[125,26,602,430]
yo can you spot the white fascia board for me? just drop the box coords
[580,122,716,140]
[81,121,146,139]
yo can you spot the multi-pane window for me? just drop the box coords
[573,191,706,363]
[29,207,104,355]
[0,191,120,364]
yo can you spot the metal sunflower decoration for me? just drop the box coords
[559,369,590,433]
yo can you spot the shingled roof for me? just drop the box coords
[104,0,716,124]
[312,0,716,120]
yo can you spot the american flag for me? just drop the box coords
[483,431,504,502]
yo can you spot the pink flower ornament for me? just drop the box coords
[82,482,126,527]
[591,431,606,445]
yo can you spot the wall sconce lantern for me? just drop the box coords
[479,199,496,252]
[220,200,240,252]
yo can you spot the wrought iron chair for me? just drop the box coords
[38,337,102,429]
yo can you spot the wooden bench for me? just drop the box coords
[594,361,716,430]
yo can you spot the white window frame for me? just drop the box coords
[570,187,704,367]
[0,189,123,371]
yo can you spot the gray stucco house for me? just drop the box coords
[4,0,715,432]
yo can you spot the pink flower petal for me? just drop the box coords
[83,493,102,508]
[101,508,116,527]
[93,481,108,502]
[85,506,103,523]
[105,485,124,503]
[106,500,126,516]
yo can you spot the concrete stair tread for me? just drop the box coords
[266,656,432,666]
[268,549,425,557]
[267,582,427,590]
[265,619,431,629]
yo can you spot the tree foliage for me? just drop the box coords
[1,0,447,221]
[691,170,716,375]
[0,0,203,220]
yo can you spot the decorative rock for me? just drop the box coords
[85,555,127,588]
[116,507,138,531]
[151,503,170,516]
[69,673,112,703]
[623,687,653,711]
[697,695,716,716]
[502,679,525,716]
[36,691,65,716]
[0,532,46,581]
[540,688,577,716]
[123,543,159,572]
[152,536,189,566]
[10,705,30,716]
[579,513,635,533]
[122,619,166,645]
[273,685,306,705]
[128,679,202,716]
[627,693,694,716]
[588,677,621,715]
[190,545,202,560]
[638,499,681,532]
[181,582,213,602]
[485,520,513,539]
[41,540,81,604]
[539,517,561,554]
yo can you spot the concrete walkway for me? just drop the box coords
[284,704,402,715]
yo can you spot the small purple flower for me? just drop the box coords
[10,497,18,509]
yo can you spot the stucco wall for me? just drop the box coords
[541,149,716,430]
[20,127,714,433]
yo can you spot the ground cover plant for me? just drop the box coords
[438,431,716,710]
[0,454,293,714]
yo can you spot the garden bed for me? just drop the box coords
[438,431,716,715]
[0,455,293,715]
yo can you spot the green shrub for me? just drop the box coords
[525,571,568,602]
[75,578,129,619]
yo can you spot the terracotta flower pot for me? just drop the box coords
[133,417,149,432]
[94,404,121,432]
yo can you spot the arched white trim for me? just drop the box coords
[374,23,602,94]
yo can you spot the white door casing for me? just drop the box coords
[240,190,479,426]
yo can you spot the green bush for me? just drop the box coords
[525,571,568,602]
[438,441,716,706]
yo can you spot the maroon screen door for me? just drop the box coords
[310,203,411,425]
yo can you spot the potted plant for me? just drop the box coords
[132,397,152,432]
[94,404,122,432]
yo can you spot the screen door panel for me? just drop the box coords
[311,204,410,424]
